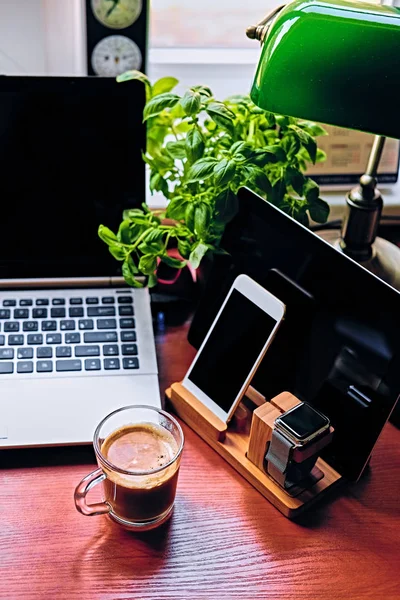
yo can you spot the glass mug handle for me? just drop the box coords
[74,468,110,516]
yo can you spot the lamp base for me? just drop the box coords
[318,230,400,291]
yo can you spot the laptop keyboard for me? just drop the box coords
[0,293,140,376]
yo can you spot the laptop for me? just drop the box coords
[0,76,160,449]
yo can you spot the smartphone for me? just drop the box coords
[182,274,285,423]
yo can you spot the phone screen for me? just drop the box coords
[188,289,277,412]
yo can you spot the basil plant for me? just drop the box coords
[99,71,329,288]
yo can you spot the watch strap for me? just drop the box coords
[265,429,294,488]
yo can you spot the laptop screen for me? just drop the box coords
[0,76,145,279]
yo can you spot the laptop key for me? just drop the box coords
[42,320,57,331]
[103,344,119,356]
[0,362,13,374]
[36,299,49,306]
[86,297,99,305]
[118,306,134,316]
[32,308,48,318]
[23,321,38,332]
[4,322,19,332]
[75,345,100,357]
[20,299,33,306]
[79,319,94,330]
[46,333,61,344]
[65,332,81,344]
[84,331,118,343]
[18,347,33,359]
[0,348,14,359]
[51,307,66,318]
[87,307,116,317]
[123,357,139,370]
[97,319,117,330]
[28,334,43,345]
[37,347,52,358]
[122,344,138,356]
[60,320,75,331]
[104,358,120,370]
[117,296,133,304]
[3,300,16,307]
[52,298,65,305]
[85,358,101,371]
[120,318,135,329]
[56,346,72,358]
[0,335,5,346]
[17,361,34,374]
[14,309,29,319]
[102,297,115,304]
[37,360,53,373]
[70,298,83,305]
[120,331,136,342]
[56,359,82,372]
[9,335,24,345]
[0,310,11,319]
[69,307,84,318]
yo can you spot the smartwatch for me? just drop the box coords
[265,402,330,490]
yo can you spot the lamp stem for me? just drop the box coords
[366,135,386,177]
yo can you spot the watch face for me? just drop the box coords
[91,35,142,77]
[91,0,142,29]
[277,403,329,441]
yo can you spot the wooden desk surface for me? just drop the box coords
[1,314,400,600]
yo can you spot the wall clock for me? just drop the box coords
[91,0,142,29]
[85,0,148,76]
[91,35,142,76]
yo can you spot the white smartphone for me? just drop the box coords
[182,274,285,423]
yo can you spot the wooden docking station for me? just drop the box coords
[165,383,342,519]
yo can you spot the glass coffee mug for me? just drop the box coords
[74,406,184,531]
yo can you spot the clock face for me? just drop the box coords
[91,35,142,77]
[91,0,142,29]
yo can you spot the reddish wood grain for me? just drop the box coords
[1,315,400,600]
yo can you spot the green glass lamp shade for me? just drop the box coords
[251,0,400,138]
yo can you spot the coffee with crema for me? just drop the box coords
[101,423,179,523]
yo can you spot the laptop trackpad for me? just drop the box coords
[0,375,161,448]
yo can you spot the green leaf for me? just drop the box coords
[282,134,301,160]
[185,203,196,231]
[289,125,317,163]
[247,166,272,195]
[139,254,157,276]
[143,93,180,121]
[161,254,186,269]
[150,172,169,197]
[303,178,320,203]
[191,85,213,98]
[309,197,330,223]
[180,90,201,116]
[185,128,205,163]
[268,179,287,205]
[108,245,127,261]
[166,196,187,220]
[122,258,143,288]
[231,141,254,157]
[166,140,187,160]
[138,241,163,255]
[177,238,192,259]
[144,228,165,243]
[214,188,238,224]
[252,146,286,166]
[152,76,179,96]
[205,102,235,136]
[194,203,211,237]
[285,167,306,196]
[315,148,327,163]
[214,159,236,187]
[186,157,218,183]
[98,225,118,246]
[147,274,157,288]
[117,220,133,244]
[189,242,209,269]
[298,121,328,137]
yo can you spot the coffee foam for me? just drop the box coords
[101,423,179,488]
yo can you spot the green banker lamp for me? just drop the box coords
[246,0,400,290]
